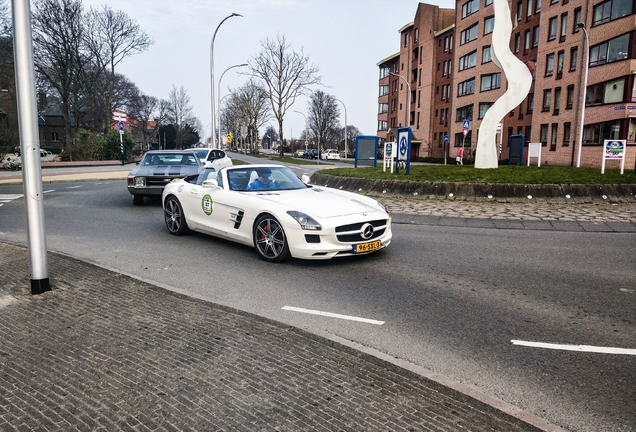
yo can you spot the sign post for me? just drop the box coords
[396,127,411,174]
[118,115,125,165]
[443,135,449,165]
[240,125,247,155]
[383,142,395,173]
[601,139,626,174]
[460,119,470,165]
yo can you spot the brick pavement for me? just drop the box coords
[0,242,556,431]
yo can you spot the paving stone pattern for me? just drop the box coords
[0,243,542,432]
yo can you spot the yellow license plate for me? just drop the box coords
[353,240,381,253]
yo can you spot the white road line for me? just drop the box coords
[66,186,82,189]
[282,306,385,325]
[0,194,24,200]
[511,340,636,355]
[44,189,55,193]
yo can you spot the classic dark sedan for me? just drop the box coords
[127,150,202,205]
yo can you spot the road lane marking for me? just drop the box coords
[0,194,24,200]
[511,340,636,355]
[66,186,82,189]
[282,306,384,325]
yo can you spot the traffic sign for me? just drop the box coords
[443,135,449,143]
[118,121,124,131]
[462,119,470,130]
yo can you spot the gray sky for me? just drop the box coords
[82,0,454,142]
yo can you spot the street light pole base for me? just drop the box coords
[31,278,51,295]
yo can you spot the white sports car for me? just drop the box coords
[162,164,392,262]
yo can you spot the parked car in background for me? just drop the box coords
[162,164,392,262]
[321,149,340,160]
[11,146,49,157]
[127,150,202,205]
[190,148,233,170]
[303,149,320,159]
[293,149,305,158]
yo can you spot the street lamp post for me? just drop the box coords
[389,72,410,128]
[210,12,242,149]
[217,63,247,148]
[335,97,347,159]
[576,22,589,168]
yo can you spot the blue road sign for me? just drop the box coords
[443,135,450,143]
[462,119,470,130]
[399,136,407,156]
[118,121,124,131]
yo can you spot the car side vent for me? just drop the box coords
[233,210,244,229]
[305,234,321,243]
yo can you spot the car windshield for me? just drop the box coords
[226,166,308,192]
[142,153,198,166]
[191,149,209,160]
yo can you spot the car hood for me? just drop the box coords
[129,165,200,177]
[246,187,385,219]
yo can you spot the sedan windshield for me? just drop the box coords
[226,166,308,191]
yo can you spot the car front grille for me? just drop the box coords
[335,219,388,243]
[146,177,176,187]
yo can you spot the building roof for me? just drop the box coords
[398,22,414,33]
[377,52,400,67]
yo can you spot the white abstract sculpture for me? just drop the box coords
[474,0,533,169]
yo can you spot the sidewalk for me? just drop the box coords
[0,242,558,431]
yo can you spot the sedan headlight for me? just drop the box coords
[287,211,322,231]
[134,177,146,187]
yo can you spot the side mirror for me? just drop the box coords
[301,174,311,184]
[202,179,219,188]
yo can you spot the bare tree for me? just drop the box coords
[166,85,196,149]
[308,90,340,150]
[32,0,85,150]
[225,79,271,152]
[249,34,320,157]
[83,5,153,132]
[127,91,161,150]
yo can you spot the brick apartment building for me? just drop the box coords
[378,0,636,169]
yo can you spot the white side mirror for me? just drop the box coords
[301,174,311,184]
[202,179,219,188]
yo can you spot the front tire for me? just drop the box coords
[164,195,189,235]
[253,214,290,263]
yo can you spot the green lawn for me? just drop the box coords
[317,164,636,185]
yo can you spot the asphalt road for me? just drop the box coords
[1,179,635,432]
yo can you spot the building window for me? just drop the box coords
[527,0,533,18]
[570,47,578,71]
[548,17,558,41]
[456,104,473,122]
[573,7,582,31]
[540,124,548,145]
[556,51,564,78]
[379,85,389,96]
[536,0,542,12]
[560,14,568,42]
[589,33,630,66]
[524,29,531,52]
[480,73,501,91]
[51,132,59,142]
[460,24,479,45]
[533,25,540,47]
[563,122,571,146]
[458,51,477,71]
[378,120,388,131]
[553,87,561,115]
[414,28,419,42]
[378,103,388,114]
[527,93,534,113]
[550,123,558,150]
[542,89,552,111]
[458,78,475,96]
[525,125,532,142]
[482,46,492,63]
[379,66,390,79]
[485,0,493,5]
[484,16,495,35]
[479,102,493,119]
[462,0,480,18]
[593,0,634,26]
[586,77,626,105]
[545,53,555,76]
[566,85,574,109]
[514,33,521,53]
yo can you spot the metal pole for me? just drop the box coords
[390,72,410,127]
[12,0,50,294]
[335,98,347,159]
[210,12,242,149]
[217,63,247,149]
[576,23,589,168]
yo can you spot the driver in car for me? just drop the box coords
[247,169,276,190]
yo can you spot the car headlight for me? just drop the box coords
[134,177,146,187]
[287,211,322,231]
